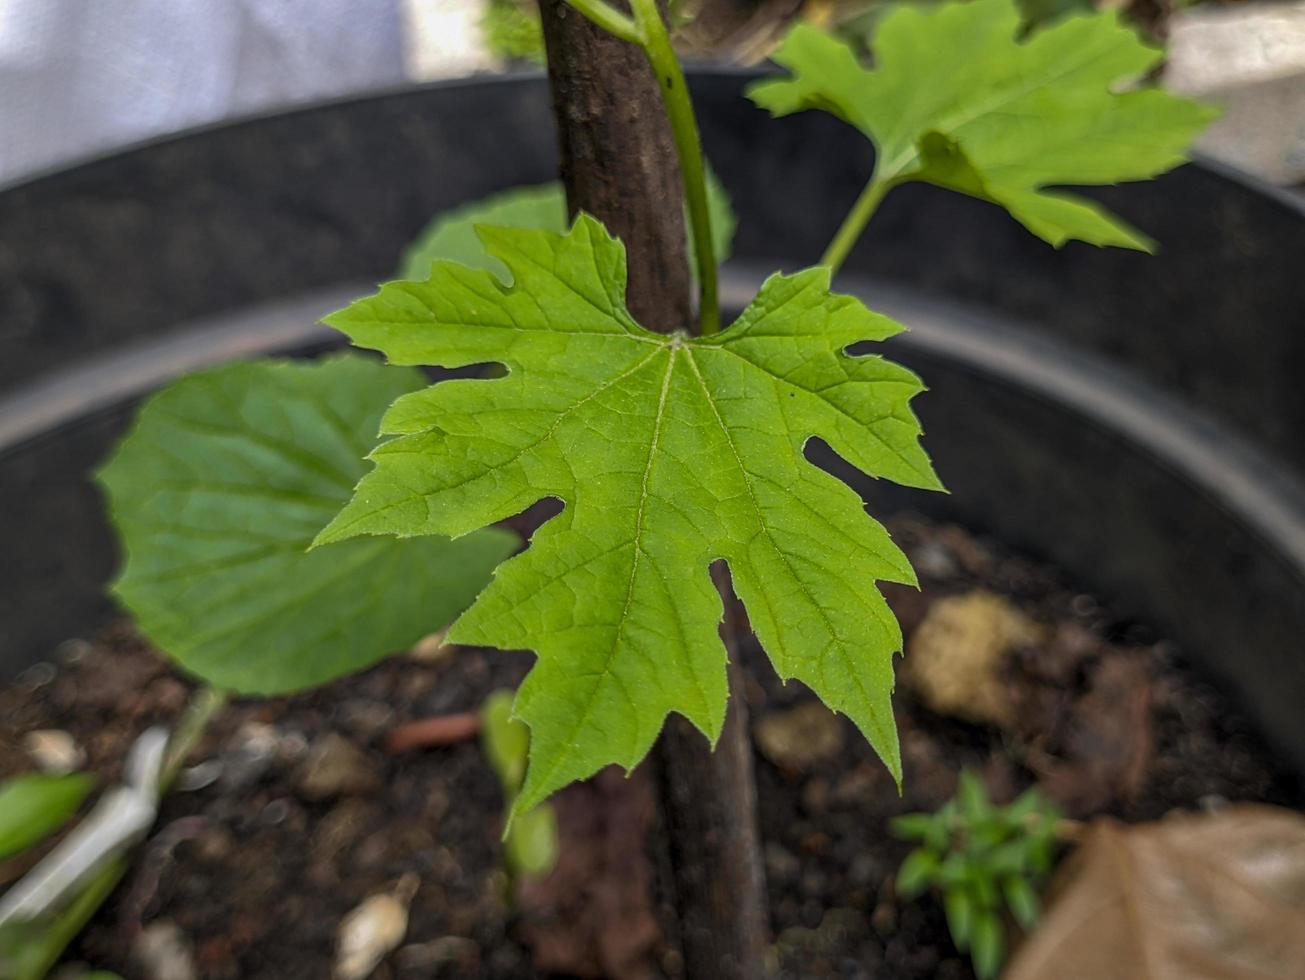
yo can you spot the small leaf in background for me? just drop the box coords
[944,887,973,951]
[482,688,559,879]
[481,0,546,64]
[749,0,1216,250]
[398,170,736,285]
[892,771,1061,979]
[957,770,992,821]
[399,184,564,282]
[482,689,531,795]
[319,216,939,815]
[0,771,94,860]
[505,803,561,878]
[98,355,518,694]
[1006,805,1305,980]
[1003,874,1039,929]
[896,848,938,897]
[970,910,1004,980]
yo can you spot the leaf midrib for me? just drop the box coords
[522,344,681,805]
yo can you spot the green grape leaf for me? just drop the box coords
[98,355,518,694]
[317,215,939,814]
[0,772,94,860]
[748,0,1217,250]
[398,170,736,282]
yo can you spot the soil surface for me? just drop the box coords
[0,516,1295,979]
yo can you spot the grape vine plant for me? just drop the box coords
[92,0,1211,967]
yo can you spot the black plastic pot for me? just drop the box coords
[3,71,1304,783]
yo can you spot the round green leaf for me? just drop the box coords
[98,355,518,694]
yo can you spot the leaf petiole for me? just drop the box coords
[629,0,720,333]
[820,175,891,276]
[561,0,642,45]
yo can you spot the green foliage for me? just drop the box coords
[482,0,546,64]
[893,771,1062,979]
[400,185,564,282]
[317,214,940,816]
[0,772,94,860]
[482,690,559,877]
[98,355,517,694]
[749,0,1216,250]
[399,172,736,284]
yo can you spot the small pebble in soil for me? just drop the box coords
[395,935,480,971]
[130,920,197,980]
[755,702,845,773]
[294,732,380,801]
[218,722,283,791]
[334,874,419,980]
[904,590,1042,728]
[23,728,84,773]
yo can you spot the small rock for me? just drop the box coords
[131,921,197,980]
[337,700,396,740]
[832,764,885,807]
[193,825,235,863]
[396,936,479,971]
[903,590,1043,727]
[175,759,223,792]
[220,722,283,791]
[295,733,381,801]
[765,842,801,885]
[310,799,377,885]
[801,778,830,815]
[335,874,419,980]
[23,729,84,774]
[910,539,958,580]
[755,702,845,773]
[408,629,453,663]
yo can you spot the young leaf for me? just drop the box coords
[748,0,1217,250]
[399,185,565,282]
[1003,873,1040,929]
[944,886,975,951]
[505,803,560,878]
[970,909,1005,980]
[98,355,518,694]
[317,216,940,815]
[398,171,736,283]
[0,772,94,860]
[891,812,939,842]
[897,848,939,897]
[482,688,531,794]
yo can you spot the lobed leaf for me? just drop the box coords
[98,355,518,694]
[318,215,939,815]
[748,0,1217,250]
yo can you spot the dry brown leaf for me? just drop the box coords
[1006,805,1305,980]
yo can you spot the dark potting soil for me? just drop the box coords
[0,516,1294,980]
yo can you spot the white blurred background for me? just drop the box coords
[1,0,1303,187]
